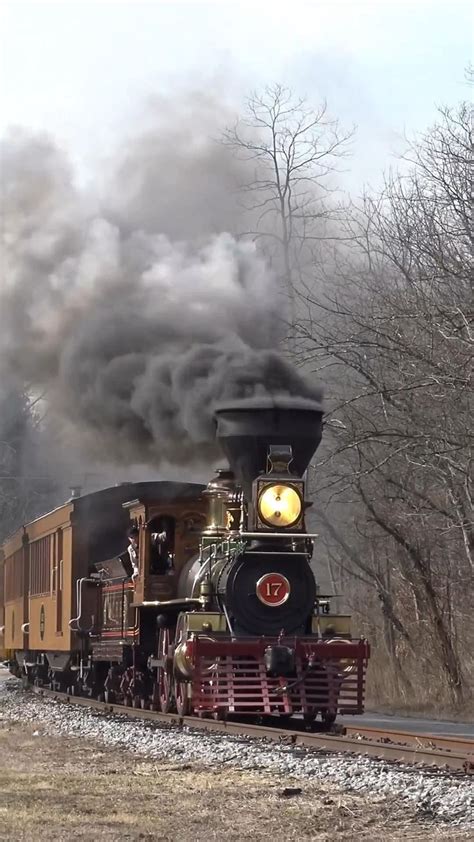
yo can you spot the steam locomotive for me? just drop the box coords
[0,397,369,725]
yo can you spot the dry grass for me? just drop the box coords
[364,643,474,721]
[0,720,470,841]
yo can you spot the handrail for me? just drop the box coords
[69,577,97,632]
[238,531,319,538]
[140,597,202,608]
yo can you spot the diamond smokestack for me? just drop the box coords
[214,397,324,497]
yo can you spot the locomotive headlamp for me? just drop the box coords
[258,483,302,528]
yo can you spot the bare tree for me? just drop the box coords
[0,380,58,542]
[223,84,354,328]
[295,96,473,708]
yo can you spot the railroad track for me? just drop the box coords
[30,686,474,774]
[344,724,474,756]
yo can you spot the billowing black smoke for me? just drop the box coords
[0,94,321,466]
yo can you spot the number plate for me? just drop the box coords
[256,573,291,607]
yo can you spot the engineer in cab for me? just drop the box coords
[126,521,175,581]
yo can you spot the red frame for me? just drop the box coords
[188,637,370,717]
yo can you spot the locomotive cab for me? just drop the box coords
[123,495,207,606]
[148,515,176,575]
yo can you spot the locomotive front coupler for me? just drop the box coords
[263,644,296,677]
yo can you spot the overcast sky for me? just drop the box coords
[1,0,472,193]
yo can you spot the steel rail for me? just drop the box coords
[344,725,474,756]
[29,686,473,774]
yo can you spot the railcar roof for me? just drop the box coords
[1,480,206,545]
[73,480,205,507]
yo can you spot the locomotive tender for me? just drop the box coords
[0,397,369,724]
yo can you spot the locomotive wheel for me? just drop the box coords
[158,628,173,713]
[159,675,172,713]
[175,680,191,716]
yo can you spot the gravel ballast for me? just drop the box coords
[1,675,472,829]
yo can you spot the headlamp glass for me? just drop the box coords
[258,484,302,528]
